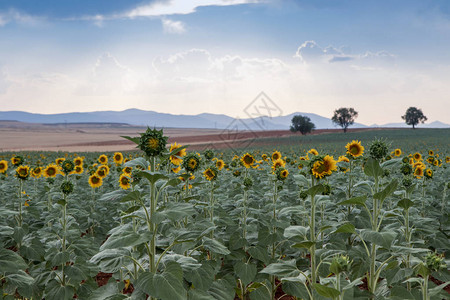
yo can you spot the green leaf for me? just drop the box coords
[338,196,367,206]
[373,179,398,204]
[0,248,28,272]
[121,135,140,145]
[100,224,151,250]
[293,174,309,186]
[428,281,450,297]
[88,282,125,300]
[207,275,235,300]
[360,230,397,249]
[282,281,310,299]
[120,190,141,203]
[333,223,356,234]
[389,286,415,300]
[247,246,270,265]
[307,184,324,196]
[312,283,341,298]
[188,289,214,300]
[234,262,257,287]
[4,270,34,289]
[136,170,169,184]
[284,226,308,239]
[89,249,130,273]
[202,237,230,255]
[364,158,383,178]
[135,272,155,296]
[0,225,14,235]
[51,251,70,266]
[187,262,216,291]
[397,198,414,210]
[44,280,75,300]
[260,260,299,277]
[292,241,316,249]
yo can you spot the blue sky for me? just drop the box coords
[0,0,449,125]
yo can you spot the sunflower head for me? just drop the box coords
[394,149,402,156]
[413,152,422,161]
[272,158,286,171]
[400,163,412,175]
[272,151,281,161]
[182,153,201,172]
[338,156,350,163]
[446,156,450,163]
[11,155,24,166]
[72,165,84,175]
[215,159,225,170]
[426,156,435,164]
[171,165,181,173]
[119,174,131,190]
[98,154,108,165]
[43,164,60,178]
[233,170,241,177]
[31,167,42,178]
[96,165,109,178]
[203,166,218,181]
[276,168,289,181]
[113,152,124,165]
[122,166,132,175]
[428,150,434,156]
[345,140,364,158]
[0,160,8,173]
[241,153,255,168]
[55,158,65,165]
[61,160,75,175]
[74,157,83,166]
[169,143,187,165]
[308,149,319,156]
[60,180,74,195]
[139,128,168,157]
[310,155,337,179]
[413,166,424,178]
[89,174,103,188]
[368,138,389,161]
[15,165,30,180]
[203,149,214,160]
[424,169,433,179]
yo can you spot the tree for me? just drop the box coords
[331,107,358,133]
[402,107,427,129]
[290,115,315,135]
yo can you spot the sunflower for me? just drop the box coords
[89,174,103,188]
[338,156,350,163]
[394,149,402,156]
[71,165,84,175]
[446,156,450,163]
[424,169,433,179]
[172,165,181,173]
[55,157,65,165]
[299,155,309,161]
[169,142,186,165]
[74,157,84,166]
[119,174,131,190]
[426,156,435,164]
[215,159,225,170]
[241,153,255,168]
[261,154,268,161]
[272,158,286,171]
[43,164,60,178]
[203,167,218,181]
[345,140,364,158]
[139,128,168,157]
[413,161,425,170]
[0,160,8,173]
[122,166,132,175]
[298,163,304,169]
[31,167,42,178]
[182,154,200,172]
[61,160,75,175]
[98,154,108,165]
[433,160,439,167]
[413,152,422,161]
[11,156,24,166]
[276,168,289,181]
[272,151,281,161]
[308,149,319,156]
[96,165,109,178]
[113,152,123,165]
[16,165,30,180]
[428,150,434,156]
[414,166,424,179]
[311,155,337,179]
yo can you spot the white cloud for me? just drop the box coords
[0,9,43,26]
[124,0,260,18]
[161,18,186,34]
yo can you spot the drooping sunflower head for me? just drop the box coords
[0,160,8,173]
[182,153,201,172]
[98,154,108,165]
[276,168,289,181]
[308,149,319,156]
[113,152,123,165]
[61,160,75,175]
[310,155,337,179]
[31,167,42,178]
[215,159,225,170]
[74,157,83,166]
[272,151,281,161]
[139,128,168,157]
[60,180,74,195]
[11,155,24,166]
[241,153,255,168]
[272,158,286,171]
[88,174,103,188]
[43,164,60,178]
[261,154,268,161]
[424,169,433,179]
[394,149,402,156]
[203,166,218,181]
[413,152,422,161]
[345,140,364,158]
[15,165,30,180]
[169,142,187,165]
[119,174,131,190]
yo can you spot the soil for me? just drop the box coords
[95,272,113,287]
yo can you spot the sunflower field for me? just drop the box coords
[0,128,449,300]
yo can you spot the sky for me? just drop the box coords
[0,0,449,125]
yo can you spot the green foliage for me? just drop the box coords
[290,115,315,135]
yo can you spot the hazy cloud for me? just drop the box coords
[161,18,186,34]
[0,9,43,26]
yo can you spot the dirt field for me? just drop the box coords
[0,120,377,152]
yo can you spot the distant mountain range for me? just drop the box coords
[0,109,448,130]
